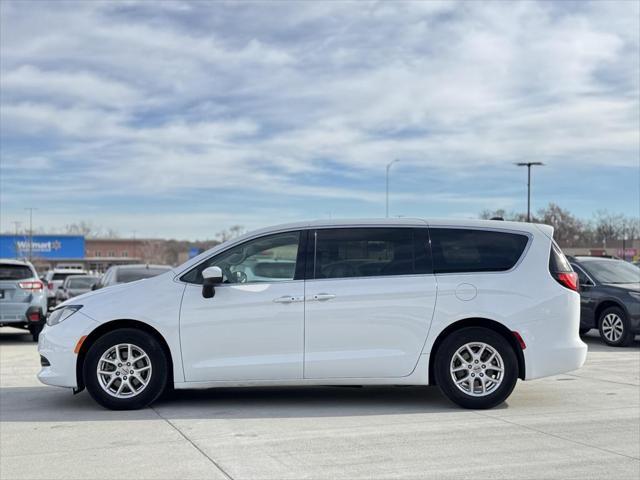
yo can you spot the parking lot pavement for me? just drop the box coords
[1,329,638,480]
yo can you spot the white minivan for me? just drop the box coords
[38,219,587,410]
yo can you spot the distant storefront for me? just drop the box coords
[0,234,85,262]
[0,235,142,273]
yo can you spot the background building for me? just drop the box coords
[0,235,220,273]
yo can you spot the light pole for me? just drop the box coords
[25,208,37,261]
[515,162,544,222]
[12,221,21,258]
[386,159,400,218]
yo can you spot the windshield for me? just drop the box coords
[582,260,640,284]
[116,268,170,283]
[67,277,98,289]
[0,264,34,281]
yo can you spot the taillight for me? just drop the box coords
[549,241,579,292]
[19,281,44,292]
[48,282,54,290]
[554,272,579,292]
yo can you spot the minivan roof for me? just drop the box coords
[240,217,545,234]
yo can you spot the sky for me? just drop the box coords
[1,0,639,240]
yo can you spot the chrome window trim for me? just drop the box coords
[176,223,534,283]
[571,263,596,286]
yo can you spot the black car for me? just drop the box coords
[569,256,640,347]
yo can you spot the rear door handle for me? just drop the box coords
[273,295,303,304]
[312,293,336,301]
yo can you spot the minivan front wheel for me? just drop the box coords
[83,328,168,410]
[434,327,518,409]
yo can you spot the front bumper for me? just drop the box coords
[37,311,98,389]
[628,302,640,334]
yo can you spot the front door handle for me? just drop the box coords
[312,293,336,301]
[273,295,303,304]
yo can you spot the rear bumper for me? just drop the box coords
[37,312,98,388]
[0,304,44,326]
[520,292,588,380]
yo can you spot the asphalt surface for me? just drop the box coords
[1,328,638,480]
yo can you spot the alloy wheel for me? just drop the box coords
[450,342,504,397]
[601,313,624,343]
[97,343,152,399]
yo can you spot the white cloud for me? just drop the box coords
[0,0,638,236]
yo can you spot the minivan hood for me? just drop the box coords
[55,269,176,309]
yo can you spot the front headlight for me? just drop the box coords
[629,292,640,302]
[47,305,82,326]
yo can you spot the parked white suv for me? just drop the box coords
[38,219,587,410]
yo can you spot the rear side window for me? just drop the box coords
[430,228,529,274]
[313,228,431,279]
[52,272,76,281]
[0,264,34,280]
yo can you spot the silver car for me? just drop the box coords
[93,264,172,289]
[56,275,100,303]
[0,259,47,341]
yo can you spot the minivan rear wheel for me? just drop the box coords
[434,327,518,409]
[83,328,168,410]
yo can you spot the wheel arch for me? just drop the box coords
[594,300,627,325]
[75,319,174,393]
[427,317,526,385]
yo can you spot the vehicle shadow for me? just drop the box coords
[580,331,640,352]
[0,329,34,344]
[0,384,464,423]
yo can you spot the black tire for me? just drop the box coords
[579,328,591,336]
[29,324,43,342]
[434,327,519,409]
[598,306,634,347]
[83,328,168,410]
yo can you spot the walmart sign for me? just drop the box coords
[0,235,85,259]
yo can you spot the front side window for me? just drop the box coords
[67,277,99,289]
[430,228,529,274]
[182,231,301,284]
[571,265,592,285]
[313,228,430,279]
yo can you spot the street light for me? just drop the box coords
[25,208,37,261]
[386,159,400,218]
[515,162,544,222]
[12,221,22,259]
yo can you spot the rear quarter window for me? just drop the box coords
[430,228,529,274]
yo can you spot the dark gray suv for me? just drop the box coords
[569,256,640,347]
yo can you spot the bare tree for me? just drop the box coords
[536,204,585,248]
[215,225,245,243]
[593,210,624,248]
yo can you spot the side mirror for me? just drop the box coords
[202,266,223,298]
